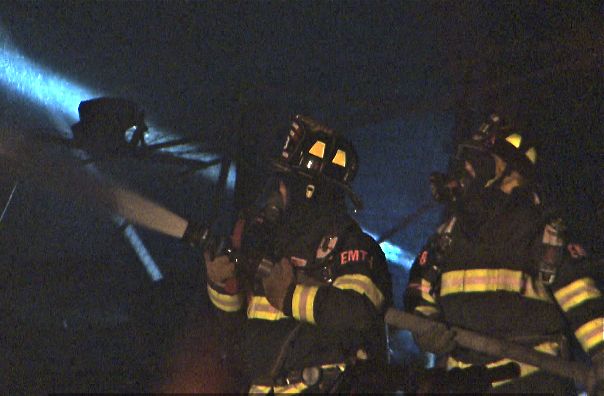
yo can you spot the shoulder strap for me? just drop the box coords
[537,217,566,285]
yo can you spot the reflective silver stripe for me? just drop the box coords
[292,284,319,324]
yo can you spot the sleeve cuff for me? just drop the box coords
[289,284,321,324]
[281,282,297,317]
[206,284,244,312]
[208,277,239,295]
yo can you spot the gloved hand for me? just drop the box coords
[203,251,236,287]
[589,352,604,396]
[413,320,457,355]
[263,257,294,311]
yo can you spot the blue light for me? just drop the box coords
[363,229,415,268]
[145,129,237,189]
[226,162,237,190]
[0,46,235,188]
[380,240,415,268]
[0,45,412,277]
[0,48,97,125]
[122,223,164,282]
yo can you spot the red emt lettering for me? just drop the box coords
[340,249,368,265]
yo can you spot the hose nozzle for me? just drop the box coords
[181,221,211,247]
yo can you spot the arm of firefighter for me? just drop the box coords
[403,248,441,319]
[281,235,392,332]
[204,251,245,313]
[551,258,604,359]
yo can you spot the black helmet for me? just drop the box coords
[271,115,362,209]
[431,113,539,203]
[457,113,538,179]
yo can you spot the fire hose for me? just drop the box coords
[180,219,596,389]
[384,308,595,388]
[3,133,593,389]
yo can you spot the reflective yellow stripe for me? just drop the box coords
[332,149,346,166]
[333,274,385,308]
[250,381,308,394]
[406,280,435,304]
[415,305,439,317]
[207,285,243,312]
[247,296,287,321]
[575,318,604,352]
[440,269,550,301]
[320,362,346,371]
[249,363,345,394]
[276,382,308,394]
[308,140,326,158]
[249,384,272,394]
[554,278,602,312]
[505,133,522,148]
[292,284,319,324]
[447,341,560,387]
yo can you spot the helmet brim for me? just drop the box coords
[270,159,364,210]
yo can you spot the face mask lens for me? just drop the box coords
[254,176,285,223]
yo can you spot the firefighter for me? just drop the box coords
[202,115,392,394]
[404,113,604,395]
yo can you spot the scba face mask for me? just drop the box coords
[253,174,324,225]
[253,176,286,225]
[430,147,498,204]
[454,146,498,199]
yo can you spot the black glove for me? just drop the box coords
[413,320,457,355]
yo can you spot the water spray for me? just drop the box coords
[111,187,189,240]
[0,181,17,224]
[0,130,203,244]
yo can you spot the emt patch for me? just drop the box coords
[340,249,368,265]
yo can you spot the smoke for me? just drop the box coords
[0,129,189,239]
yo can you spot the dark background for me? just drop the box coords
[0,1,601,394]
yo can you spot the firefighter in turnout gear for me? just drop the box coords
[404,113,604,395]
[203,115,392,394]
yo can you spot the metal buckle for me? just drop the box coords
[538,265,557,285]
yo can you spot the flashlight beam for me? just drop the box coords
[0,42,413,271]
[122,222,163,282]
